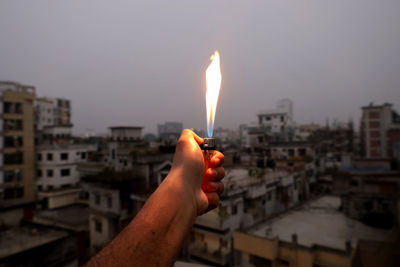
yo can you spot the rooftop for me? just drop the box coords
[0,225,68,259]
[249,196,391,250]
[33,204,89,231]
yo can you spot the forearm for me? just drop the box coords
[86,169,197,267]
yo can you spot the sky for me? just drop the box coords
[1,1,399,135]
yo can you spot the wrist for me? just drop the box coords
[163,168,198,219]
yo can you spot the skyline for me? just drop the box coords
[1,1,400,135]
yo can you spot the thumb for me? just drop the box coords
[181,129,204,146]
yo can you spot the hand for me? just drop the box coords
[170,129,225,215]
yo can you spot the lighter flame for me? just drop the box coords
[206,50,222,137]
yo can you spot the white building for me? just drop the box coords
[35,97,71,130]
[257,99,295,135]
[36,142,96,209]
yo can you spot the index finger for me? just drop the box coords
[209,151,224,168]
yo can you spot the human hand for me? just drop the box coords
[170,129,224,215]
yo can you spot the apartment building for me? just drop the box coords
[188,168,304,266]
[0,81,36,210]
[35,97,71,130]
[257,99,295,135]
[105,126,144,171]
[36,143,96,209]
[360,103,400,158]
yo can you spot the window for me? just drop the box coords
[368,111,380,119]
[95,220,102,233]
[3,187,24,199]
[47,153,53,161]
[16,187,24,198]
[370,131,380,138]
[37,169,42,177]
[298,148,306,156]
[4,169,23,182]
[4,119,23,131]
[369,121,380,128]
[4,136,23,148]
[107,196,112,209]
[81,152,86,160]
[4,152,23,165]
[47,169,54,177]
[370,140,380,147]
[60,153,68,160]
[267,191,272,200]
[95,194,101,205]
[232,204,238,215]
[37,153,42,161]
[60,169,70,176]
[3,102,22,114]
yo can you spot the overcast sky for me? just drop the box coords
[1,1,399,135]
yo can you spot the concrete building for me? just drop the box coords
[83,171,144,254]
[35,97,71,130]
[233,196,395,267]
[105,126,144,171]
[360,103,400,158]
[36,143,97,209]
[333,169,400,229]
[257,99,295,136]
[188,168,305,266]
[0,81,36,209]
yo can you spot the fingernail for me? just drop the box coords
[211,169,217,177]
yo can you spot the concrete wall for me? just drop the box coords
[234,231,351,267]
[88,185,121,215]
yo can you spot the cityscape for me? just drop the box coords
[1,1,400,267]
[0,81,399,266]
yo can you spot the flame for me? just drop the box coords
[205,50,222,137]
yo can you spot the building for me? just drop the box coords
[333,168,400,229]
[35,97,71,130]
[82,169,147,254]
[105,126,145,171]
[188,168,305,266]
[0,222,79,266]
[0,81,36,210]
[233,196,395,267]
[36,143,97,209]
[257,99,295,136]
[34,95,97,210]
[360,103,400,158]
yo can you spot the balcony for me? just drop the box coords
[189,244,230,266]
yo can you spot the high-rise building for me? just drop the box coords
[360,103,400,158]
[0,81,36,208]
